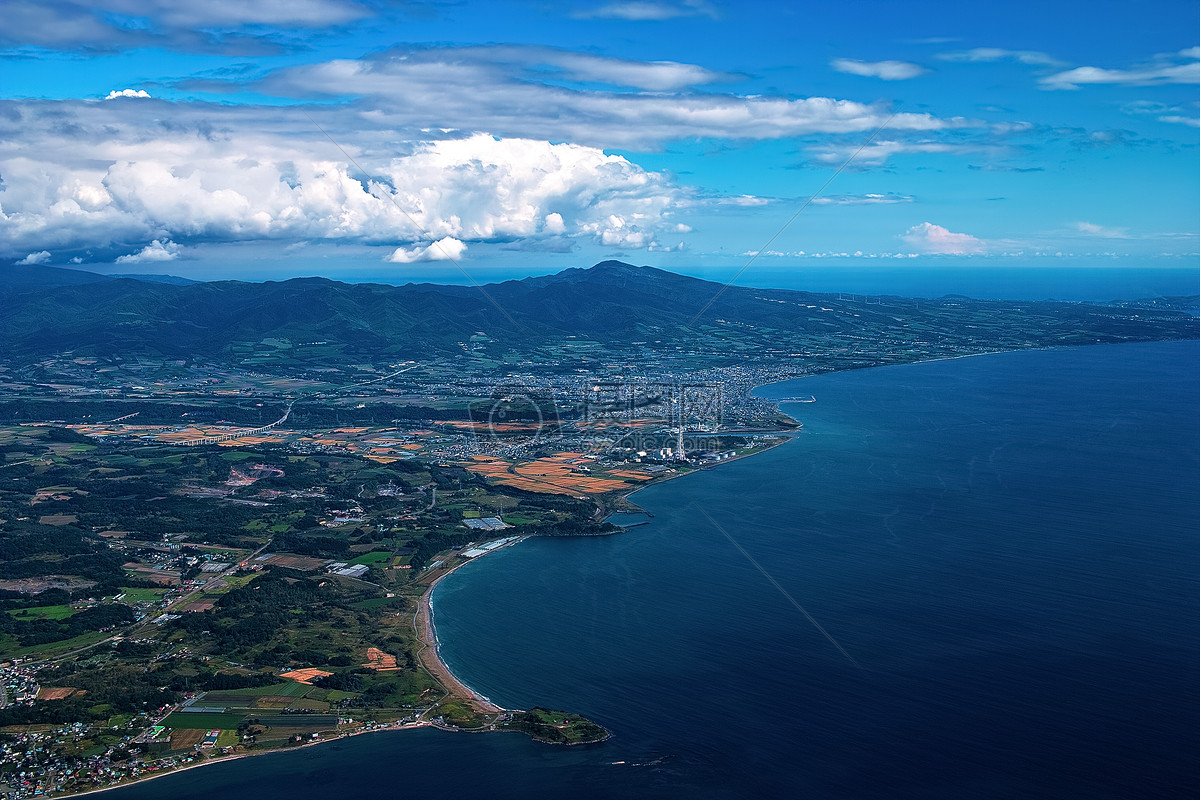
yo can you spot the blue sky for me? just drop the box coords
[1,0,1197,287]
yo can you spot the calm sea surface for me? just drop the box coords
[105,341,1199,799]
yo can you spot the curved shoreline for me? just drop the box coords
[64,350,1034,798]
[72,538,529,799]
[63,340,1194,798]
[611,433,796,517]
[415,536,530,714]
[418,437,793,707]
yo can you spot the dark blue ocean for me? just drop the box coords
[104,341,1199,799]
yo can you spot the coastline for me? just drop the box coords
[748,348,1015,399]
[52,350,1033,799]
[78,721,438,799]
[73,537,531,800]
[612,432,796,516]
[51,340,1196,798]
[414,536,530,715]
[608,349,1026,514]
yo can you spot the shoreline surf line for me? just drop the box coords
[415,534,531,714]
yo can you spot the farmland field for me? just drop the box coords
[7,604,77,621]
[116,588,166,603]
[209,682,310,698]
[169,729,204,750]
[347,551,392,567]
[162,712,248,730]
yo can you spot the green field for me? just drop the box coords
[7,604,77,620]
[351,596,403,610]
[211,681,310,698]
[201,692,274,706]
[347,551,392,567]
[2,630,109,659]
[116,588,166,603]
[162,711,248,729]
[433,699,486,729]
[270,681,314,698]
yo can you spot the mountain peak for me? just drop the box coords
[589,260,642,271]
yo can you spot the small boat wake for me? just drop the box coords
[610,755,674,767]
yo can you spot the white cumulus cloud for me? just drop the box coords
[0,106,693,259]
[831,59,927,80]
[16,250,51,265]
[0,45,989,263]
[115,239,182,262]
[902,222,987,255]
[544,213,566,234]
[386,236,467,263]
[105,89,151,100]
[371,134,685,248]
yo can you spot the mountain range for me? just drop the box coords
[1,261,1196,368]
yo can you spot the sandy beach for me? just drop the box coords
[67,450,781,798]
[68,536,528,799]
[412,537,531,715]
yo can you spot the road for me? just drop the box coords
[35,541,274,668]
[181,399,295,446]
[143,541,274,622]
[330,363,418,394]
